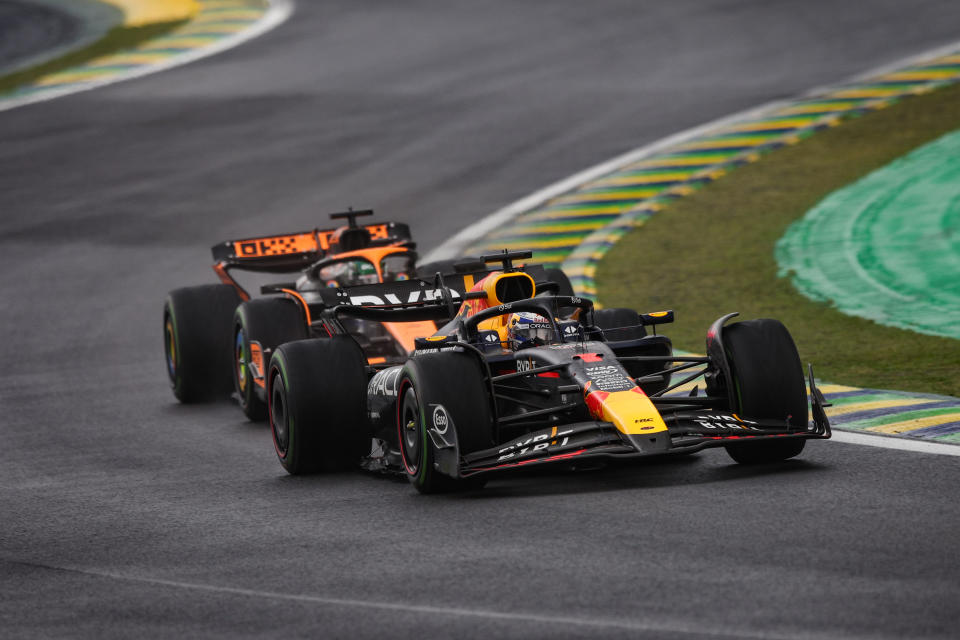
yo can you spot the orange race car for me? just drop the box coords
[163,210,457,419]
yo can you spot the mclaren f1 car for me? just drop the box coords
[265,250,831,492]
[164,209,460,419]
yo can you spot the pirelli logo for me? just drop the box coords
[234,233,319,257]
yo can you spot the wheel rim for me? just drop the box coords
[235,327,247,394]
[270,370,289,459]
[399,386,421,475]
[164,316,177,382]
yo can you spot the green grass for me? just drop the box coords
[0,20,186,97]
[598,82,960,397]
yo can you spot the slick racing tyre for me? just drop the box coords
[163,284,242,403]
[397,352,493,494]
[268,337,369,474]
[721,319,808,464]
[234,298,308,421]
[594,307,646,341]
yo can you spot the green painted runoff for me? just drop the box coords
[776,128,960,339]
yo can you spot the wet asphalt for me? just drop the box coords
[1,1,959,637]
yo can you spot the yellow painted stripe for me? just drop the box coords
[877,69,960,81]
[88,52,172,65]
[773,102,873,115]
[490,238,581,249]
[676,135,782,149]
[586,174,693,187]
[34,70,112,85]
[866,412,960,434]
[828,87,915,98]
[552,189,662,203]
[193,10,262,22]
[503,222,608,234]
[139,36,220,49]
[718,117,823,132]
[102,0,199,27]
[526,206,627,220]
[825,397,941,417]
[562,266,596,278]
[200,0,251,7]
[817,383,861,394]
[578,232,623,245]
[631,157,729,168]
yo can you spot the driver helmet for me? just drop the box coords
[507,312,554,348]
[320,259,379,287]
[352,260,379,284]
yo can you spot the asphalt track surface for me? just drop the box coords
[2,1,960,637]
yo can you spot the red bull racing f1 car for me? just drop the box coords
[265,250,832,493]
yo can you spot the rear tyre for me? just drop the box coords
[163,284,242,403]
[594,307,646,341]
[269,337,369,474]
[721,319,808,464]
[397,352,493,494]
[234,298,309,421]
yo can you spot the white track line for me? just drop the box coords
[4,559,825,640]
[0,0,294,113]
[832,429,960,456]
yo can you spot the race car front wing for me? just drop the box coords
[459,365,831,476]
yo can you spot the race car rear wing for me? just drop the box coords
[300,261,551,313]
[301,273,481,312]
[210,220,412,273]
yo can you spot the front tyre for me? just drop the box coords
[397,352,493,494]
[163,284,242,402]
[721,319,808,464]
[268,337,369,474]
